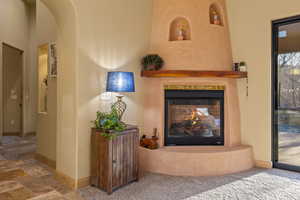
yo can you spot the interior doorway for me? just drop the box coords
[2,43,24,137]
[272,15,300,172]
[0,0,76,179]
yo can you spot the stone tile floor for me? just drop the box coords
[3,136,300,199]
[0,136,83,200]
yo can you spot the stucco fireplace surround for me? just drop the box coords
[139,80,253,176]
[139,0,254,176]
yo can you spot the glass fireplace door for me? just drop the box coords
[165,90,224,146]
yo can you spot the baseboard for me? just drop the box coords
[24,132,36,137]
[35,153,56,169]
[54,171,90,190]
[77,176,90,188]
[3,132,36,137]
[55,171,76,189]
[255,160,273,169]
[35,153,90,190]
[3,132,20,136]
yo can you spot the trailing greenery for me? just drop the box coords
[92,108,125,140]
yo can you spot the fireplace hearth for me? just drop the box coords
[165,90,224,146]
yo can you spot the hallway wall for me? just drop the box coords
[0,0,58,165]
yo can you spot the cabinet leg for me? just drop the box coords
[107,186,113,195]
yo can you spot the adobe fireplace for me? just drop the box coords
[165,90,224,146]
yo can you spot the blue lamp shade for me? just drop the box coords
[106,72,135,93]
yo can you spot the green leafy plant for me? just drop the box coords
[239,61,246,66]
[141,54,164,71]
[92,108,125,140]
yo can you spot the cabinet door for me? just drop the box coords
[112,130,138,189]
[90,131,112,190]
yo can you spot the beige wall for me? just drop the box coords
[74,0,153,179]
[36,0,58,163]
[37,1,57,46]
[0,0,38,138]
[27,3,38,136]
[226,0,300,163]
[40,0,152,181]
[150,0,232,71]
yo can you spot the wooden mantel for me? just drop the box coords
[141,70,248,79]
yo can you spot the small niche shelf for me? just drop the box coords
[209,3,223,26]
[169,17,191,41]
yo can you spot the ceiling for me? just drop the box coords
[280,22,300,38]
[278,21,300,53]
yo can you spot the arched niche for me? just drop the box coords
[169,17,191,41]
[209,3,223,26]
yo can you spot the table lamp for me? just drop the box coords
[106,71,135,121]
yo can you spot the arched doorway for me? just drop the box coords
[40,0,79,187]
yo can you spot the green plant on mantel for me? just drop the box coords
[141,54,164,71]
[92,108,125,140]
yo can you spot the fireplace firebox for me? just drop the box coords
[165,90,224,146]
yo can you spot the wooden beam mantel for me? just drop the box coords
[141,70,248,79]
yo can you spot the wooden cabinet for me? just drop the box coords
[90,126,139,194]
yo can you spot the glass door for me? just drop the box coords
[273,16,300,171]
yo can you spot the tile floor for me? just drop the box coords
[0,136,83,200]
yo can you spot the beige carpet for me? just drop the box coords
[78,168,300,200]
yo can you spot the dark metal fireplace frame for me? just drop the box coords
[164,90,225,146]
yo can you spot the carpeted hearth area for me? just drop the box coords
[1,136,300,200]
[80,169,300,200]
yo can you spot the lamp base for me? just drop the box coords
[111,96,127,121]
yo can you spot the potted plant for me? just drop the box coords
[141,54,164,71]
[239,61,247,72]
[92,108,125,140]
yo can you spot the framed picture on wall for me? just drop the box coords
[48,43,57,78]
